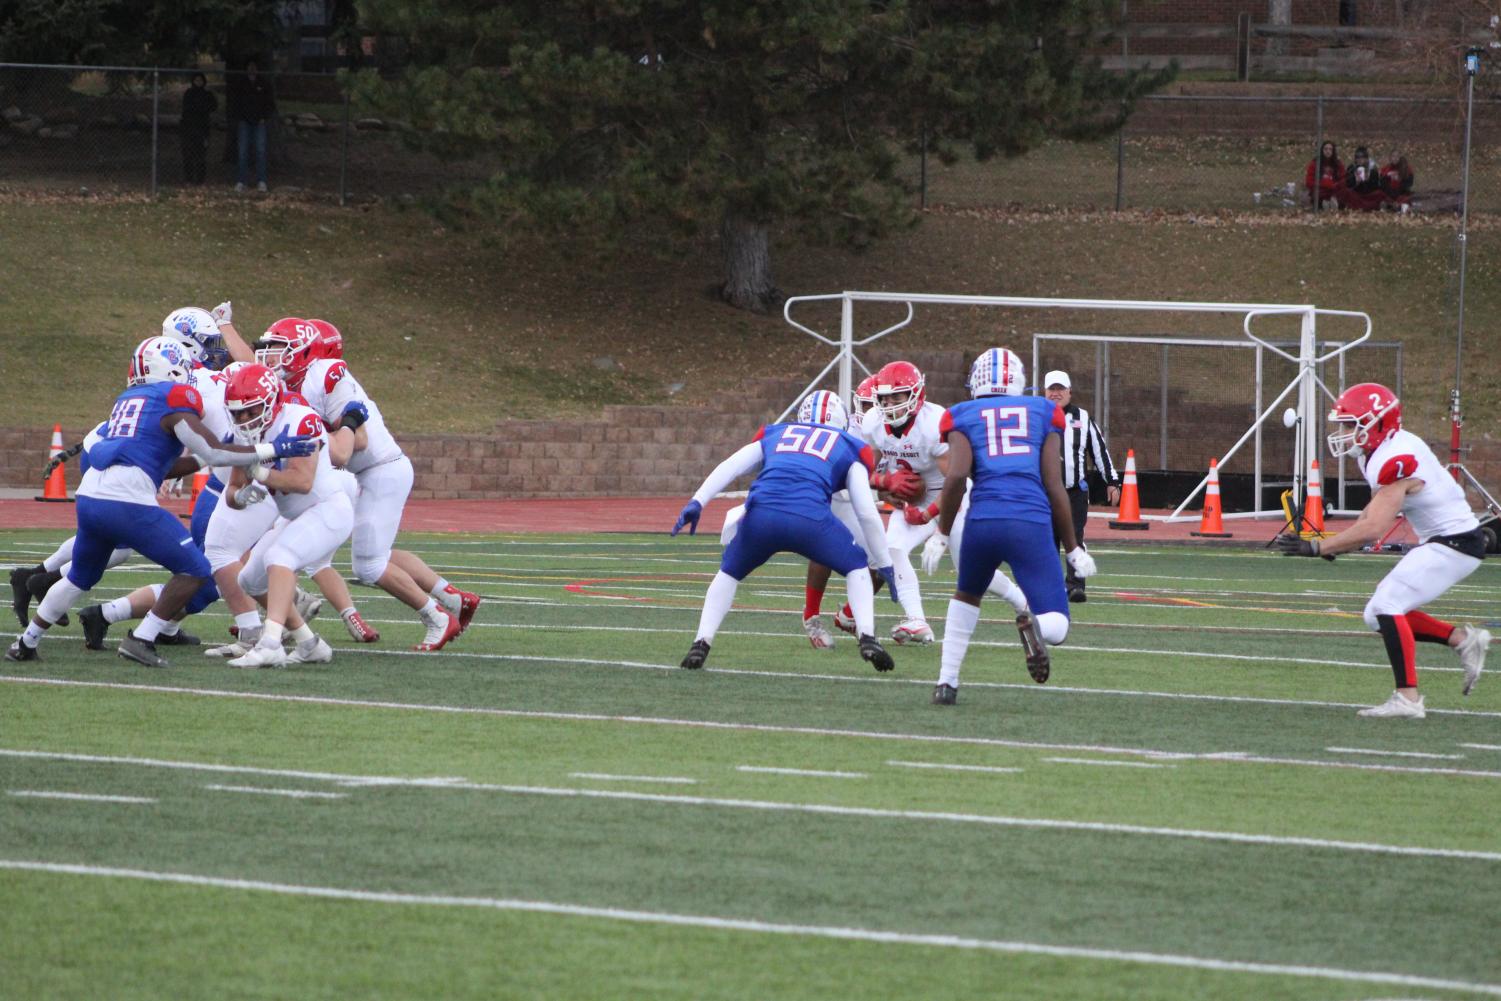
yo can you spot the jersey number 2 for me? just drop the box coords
[981,407,1030,456]
[106,397,146,439]
[776,426,839,460]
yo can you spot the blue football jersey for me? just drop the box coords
[86,382,204,489]
[745,422,875,515]
[941,395,1065,524]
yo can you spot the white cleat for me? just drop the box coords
[1457,626,1491,696]
[293,587,323,623]
[228,643,289,669]
[204,642,249,659]
[1357,690,1426,719]
[803,615,835,650]
[891,619,935,645]
[832,607,858,636]
[287,635,334,665]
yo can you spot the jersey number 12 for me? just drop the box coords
[981,406,1030,456]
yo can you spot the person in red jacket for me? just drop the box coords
[1304,141,1343,209]
[1379,151,1414,210]
[1336,146,1386,211]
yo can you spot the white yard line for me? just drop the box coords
[1461,743,1501,752]
[736,766,867,779]
[203,784,348,800]
[3,860,1497,998]
[568,773,697,785]
[1045,758,1175,770]
[7,790,155,804]
[886,761,1025,775]
[1325,747,1467,761]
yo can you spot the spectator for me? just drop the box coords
[231,60,275,193]
[179,72,216,185]
[1379,150,1414,210]
[1042,370,1120,603]
[1304,141,1343,209]
[1337,146,1385,211]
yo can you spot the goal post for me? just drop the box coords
[782,290,1372,520]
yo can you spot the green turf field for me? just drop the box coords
[2,528,1499,1000]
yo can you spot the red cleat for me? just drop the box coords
[456,589,481,635]
[343,610,380,643]
[413,609,460,652]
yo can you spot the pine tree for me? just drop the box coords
[351,1,1171,312]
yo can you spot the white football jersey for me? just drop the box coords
[298,357,404,476]
[189,365,234,486]
[262,402,358,520]
[860,400,949,503]
[1358,429,1477,542]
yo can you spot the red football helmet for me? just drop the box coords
[874,361,926,426]
[1327,382,1401,457]
[852,374,880,416]
[255,317,320,391]
[307,318,343,362]
[224,363,284,443]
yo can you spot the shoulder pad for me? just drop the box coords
[166,384,204,416]
[1377,453,1419,486]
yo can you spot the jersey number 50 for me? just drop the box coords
[981,407,1030,456]
[775,426,839,461]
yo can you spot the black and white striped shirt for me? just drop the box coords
[1058,404,1119,492]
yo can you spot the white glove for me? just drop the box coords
[1066,546,1097,579]
[235,482,269,507]
[921,532,949,576]
[212,301,233,326]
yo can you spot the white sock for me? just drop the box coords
[694,571,740,644]
[290,623,315,644]
[37,577,85,626]
[892,553,925,621]
[259,621,285,648]
[20,621,46,647]
[418,598,445,625]
[845,568,875,637]
[102,596,134,624]
[159,618,180,637]
[42,538,74,574]
[430,577,451,598]
[134,611,171,643]
[235,610,262,631]
[1036,611,1070,646]
[988,572,1029,613]
[340,607,359,622]
[939,599,981,688]
[431,579,460,614]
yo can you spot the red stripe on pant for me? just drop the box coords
[1375,613,1418,689]
[1406,609,1456,645]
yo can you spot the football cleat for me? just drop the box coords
[5,639,39,662]
[287,635,334,665]
[228,643,289,669]
[932,683,958,705]
[833,606,858,636]
[293,587,323,624]
[680,639,711,670]
[342,610,380,643]
[79,604,110,650]
[1457,626,1491,696]
[118,632,168,669]
[1016,612,1050,684]
[204,641,250,659]
[1067,587,1087,604]
[156,628,200,646]
[891,619,934,645]
[9,565,38,627]
[413,609,460,652]
[1357,690,1426,719]
[859,634,895,672]
[456,589,481,635]
[24,569,68,627]
[803,615,835,650]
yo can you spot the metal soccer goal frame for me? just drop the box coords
[781,290,1372,522]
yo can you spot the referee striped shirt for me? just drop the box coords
[1059,404,1119,492]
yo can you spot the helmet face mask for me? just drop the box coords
[967,348,1026,398]
[874,361,926,425]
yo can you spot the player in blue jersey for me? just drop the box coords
[671,390,900,672]
[927,348,1098,705]
[6,336,320,667]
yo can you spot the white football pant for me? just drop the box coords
[238,494,355,597]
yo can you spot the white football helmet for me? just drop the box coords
[967,347,1026,397]
[162,306,229,368]
[127,336,192,387]
[797,390,848,429]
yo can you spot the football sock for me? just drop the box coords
[42,539,73,573]
[134,611,171,643]
[893,555,925,621]
[845,569,875,637]
[234,610,263,631]
[340,607,359,622]
[101,596,134,624]
[417,598,444,624]
[1036,611,1070,646]
[694,571,739,644]
[433,580,461,614]
[260,621,285,648]
[939,599,981,689]
[803,585,825,622]
[988,572,1029,614]
[290,623,316,644]
[430,577,452,597]
[20,621,45,648]
[1375,613,1418,689]
[1406,609,1456,644]
[36,577,84,625]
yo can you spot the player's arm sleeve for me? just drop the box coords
[690,442,764,507]
[171,415,263,467]
[845,464,890,564]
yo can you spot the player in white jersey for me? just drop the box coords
[1276,383,1490,718]
[257,317,479,651]
[220,364,356,668]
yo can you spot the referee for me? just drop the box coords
[1043,370,1120,603]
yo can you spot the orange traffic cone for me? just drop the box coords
[1302,458,1326,537]
[191,467,210,503]
[1109,449,1149,530]
[1191,458,1233,538]
[36,424,72,503]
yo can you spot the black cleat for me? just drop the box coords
[859,634,895,672]
[1067,587,1087,604]
[156,629,200,646]
[10,565,40,627]
[932,683,958,705]
[5,639,39,662]
[24,569,67,627]
[680,639,711,670]
[79,604,110,650]
[118,631,168,669]
[1016,612,1050,684]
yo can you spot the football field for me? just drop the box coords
[2,528,1499,1000]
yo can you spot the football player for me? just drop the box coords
[255,318,479,651]
[5,338,319,666]
[671,390,899,672]
[929,348,1097,705]
[1276,383,1490,717]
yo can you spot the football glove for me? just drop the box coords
[1274,534,1335,560]
[234,482,269,507]
[254,429,320,462]
[903,502,939,526]
[212,301,233,326]
[1066,546,1098,579]
[672,499,702,536]
[340,400,369,431]
[921,532,949,576]
[876,565,900,602]
[41,441,84,482]
[872,469,924,503]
